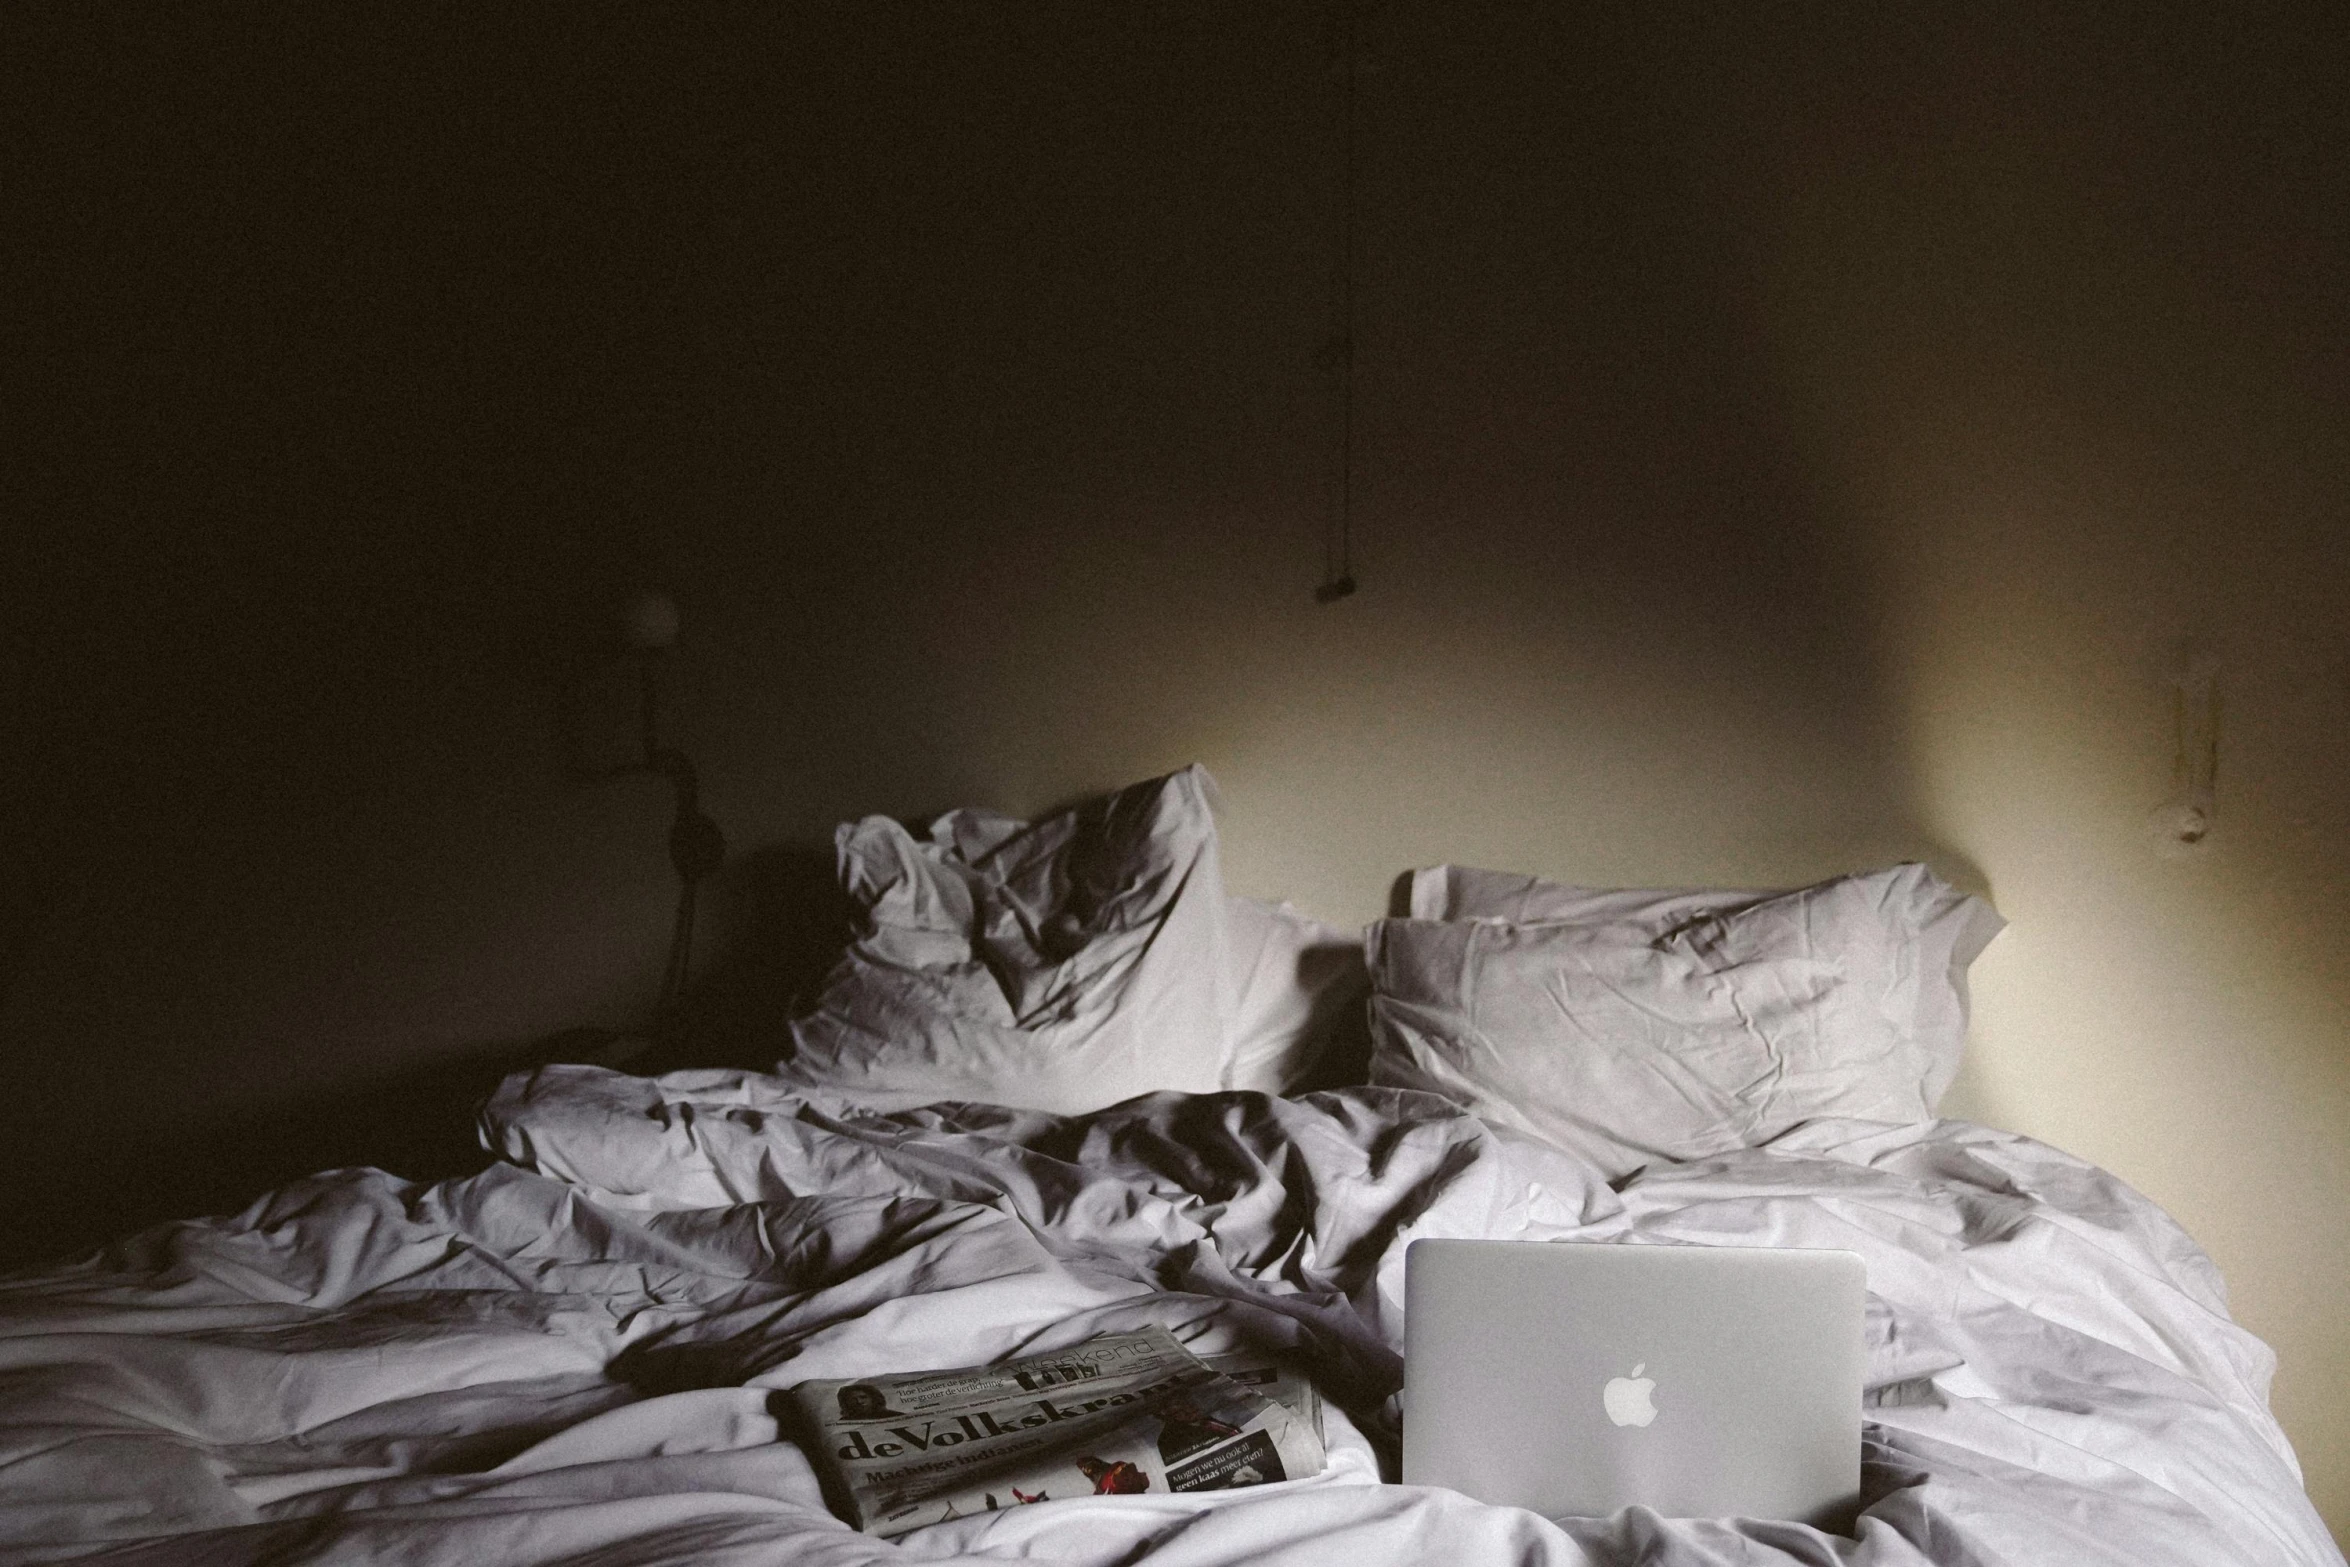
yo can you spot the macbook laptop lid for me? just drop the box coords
[1401,1239,1866,1527]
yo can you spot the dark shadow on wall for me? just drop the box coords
[0,841,855,1276]
[0,1052,505,1275]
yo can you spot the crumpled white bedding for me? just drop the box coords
[0,1068,2336,1566]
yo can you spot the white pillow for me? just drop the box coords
[778,766,1235,1114]
[1367,864,2003,1174]
[1222,897,1368,1093]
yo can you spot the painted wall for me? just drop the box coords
[1700,12,2350,1519]
[5,3,2342,1538]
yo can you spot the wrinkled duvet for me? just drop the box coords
[0,1067,2336,1566]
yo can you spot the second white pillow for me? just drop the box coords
[1368,864,2003,1174]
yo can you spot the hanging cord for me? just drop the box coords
[637,653,726,1028]
[1317,0,1362,603]
[2166,651,2221,834]
[2149,643,2220,858]
[560,599,726,1042]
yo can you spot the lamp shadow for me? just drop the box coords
[632,840,852,1075]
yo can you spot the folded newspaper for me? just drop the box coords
[785,1327,1326,1537]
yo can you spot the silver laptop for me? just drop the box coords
[1402,1239,1866,1527]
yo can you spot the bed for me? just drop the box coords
[0,767,2337,1566]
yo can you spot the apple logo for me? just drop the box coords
[1603,1364,1658,1428]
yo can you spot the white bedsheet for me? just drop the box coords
[0,1067,2335,1566]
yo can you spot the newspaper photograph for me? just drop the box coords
[784,1327,1326,1537]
